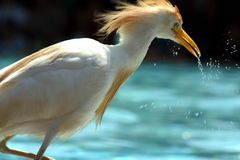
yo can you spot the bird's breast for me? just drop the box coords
[95,68,134,125]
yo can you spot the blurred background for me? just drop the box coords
[1,0,240,160]
[0,0,239,62]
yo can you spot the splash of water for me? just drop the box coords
[197,57,206,84]
[171,45,181,56]
[197,58,204,75]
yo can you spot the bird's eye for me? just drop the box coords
[173,23,180,29]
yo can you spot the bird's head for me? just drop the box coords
[154,2,201,58]
[97,0,201,58]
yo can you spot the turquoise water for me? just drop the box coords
[1,59,240,160]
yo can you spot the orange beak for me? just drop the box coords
[174,27,201,58]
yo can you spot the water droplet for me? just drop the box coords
[195,112,199,117]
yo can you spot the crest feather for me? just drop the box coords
[96,0,178,37]
[143,0,173,7]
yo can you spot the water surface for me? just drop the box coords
[0,59,240,160]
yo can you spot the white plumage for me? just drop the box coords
[0,39,113,137]
[0,0,200,159]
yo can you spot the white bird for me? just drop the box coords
[0,0,201,159]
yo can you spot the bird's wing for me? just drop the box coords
[0,39,109,89]
[0,39,110,129]
[0,43,62,83]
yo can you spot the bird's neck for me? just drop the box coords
[115,25,156,69]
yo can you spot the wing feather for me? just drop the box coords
[0,39,110,130]
[0,44,61,83]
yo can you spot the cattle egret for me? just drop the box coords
[0,0,201,159]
